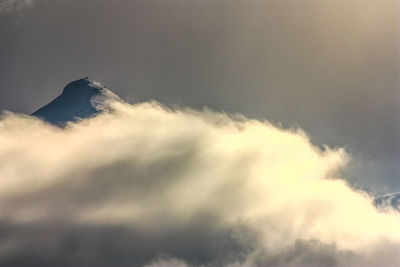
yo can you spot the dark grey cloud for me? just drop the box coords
[0,218,256,267]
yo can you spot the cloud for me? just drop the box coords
[0,0,33,14]
[0,101,399,266]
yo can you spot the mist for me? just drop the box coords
[1,101,399,266]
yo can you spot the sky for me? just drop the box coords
[1,1,400,266]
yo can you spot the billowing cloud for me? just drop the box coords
[1,101,399,266]
[0,0,33,14]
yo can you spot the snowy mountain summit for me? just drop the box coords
[32,78,121,126]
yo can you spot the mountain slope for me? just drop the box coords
[32,78,121,126]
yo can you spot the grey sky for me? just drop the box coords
[0,0,399,193]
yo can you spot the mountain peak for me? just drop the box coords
[62,77,103,94]
[32,78,122,126]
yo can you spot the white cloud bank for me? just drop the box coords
[1,101,399,266]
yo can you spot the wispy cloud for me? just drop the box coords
[0,0,33,15]
[1,101,399,266]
